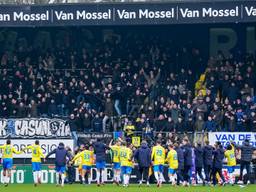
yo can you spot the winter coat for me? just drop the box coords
[46,143,72,166]
[235,140,256,162]
[134,142,151,167]
[203,144,214,166]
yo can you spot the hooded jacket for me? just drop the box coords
[213,147,225,169]
[194,146,204,168]
[46,143,72,166]
[235,140,256,162]
[203,144,214,166]
[183,144,192,166]
[134,142,151,167]
[176,147,184,170]
[93,141,110,162]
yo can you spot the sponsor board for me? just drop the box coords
[0,1,255,26]
[0,164,242,184]
[0,118,71,138]
[0,139,74,158]
[208,132,256,147]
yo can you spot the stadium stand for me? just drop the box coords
[0,26,255,137]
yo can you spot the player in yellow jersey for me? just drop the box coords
[23,140,45,186]
[109,139,121,185]
[0,139,23,187]
[225,143,236,185]
[74,145,84,184]
[166,144,178,186]
[151,140,166,187]
[120,142,133,187]
[72,144,94,185]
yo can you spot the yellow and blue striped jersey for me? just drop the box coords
[73,150,94,166]
[151,145,166,165]
[0,144,22,159]
[120,147,133,167]
[110,145,120,163]
[166,149,178,169]
[25,144,45,163]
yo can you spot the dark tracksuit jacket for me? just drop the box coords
[46,144,72,167]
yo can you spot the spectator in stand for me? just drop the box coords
[103,97,114,132]
[210,103,222,131]
[195,97,207,120]
[195,115,205,132]
[66,114,79,147]
[204,116,217,132]
[0,27,255,135]
[81,113,92,133]
[176,116,186,133]
[92,113,103,132]
[154,114,167,132]
[249,111,256,132]
[112,85,123,116]
[227,82,240,102]
[48,99,58,117]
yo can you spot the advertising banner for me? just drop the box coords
[78,132,113,144]
[0,118,71,138]
[0,164,241,184]
[0,1,255,26]
[208,132,256,147]
[0,139,74,158]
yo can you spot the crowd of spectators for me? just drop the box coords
[0,28,256,135]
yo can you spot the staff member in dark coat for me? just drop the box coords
[175,142,184,185]
[203,140,214,184]
[234,139,256,184]
[93,139,110,186]
[134,140,151,186]
[182,138,192,186]
[194,142,205,185]
[45,142,72,187]
[212,142,226,186]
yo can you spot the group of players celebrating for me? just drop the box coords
[0,137,254,187]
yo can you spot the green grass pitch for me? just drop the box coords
[0,184,255,192]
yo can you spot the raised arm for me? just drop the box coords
[45,148,56,159]
[165,151,170,163]
[39,147,45,158]
[231,142,242,149]
[109,139,114,147]
[12,147,23,155]
[72,152,82,162]
[66,150,73,161]
[0,145,4,150]
[151,147,155,161]
[104,144,110,150]
[143,70,150,82]
[155,69,161,82]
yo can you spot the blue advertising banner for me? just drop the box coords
[208,132,256,147]
[0,1,255,26]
